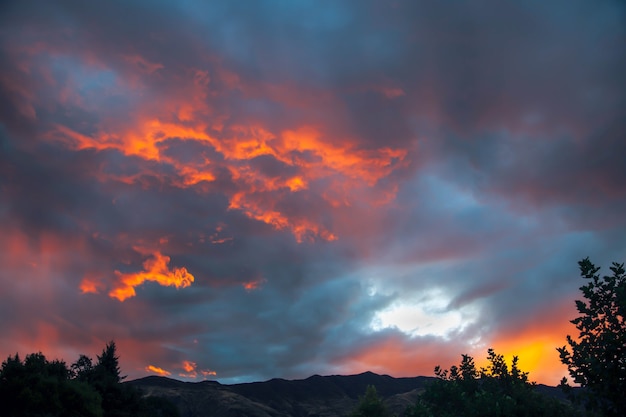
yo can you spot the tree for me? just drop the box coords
[71,353,94,380]
[0,342,179,417]
[0,352,102,417]
[557,257,626,416]
[96,341,123,384]
[405,349,580,417]
[350,385,390,417]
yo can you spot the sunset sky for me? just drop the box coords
[1,0,625,386]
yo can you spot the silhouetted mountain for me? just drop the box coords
[127,372,569,417]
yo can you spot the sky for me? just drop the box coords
[0,0,624,386]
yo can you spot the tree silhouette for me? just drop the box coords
[71,353,94,380]
[0,352,102,417]
[0,342,179,417]
[96,341,123,384]
[557,257,626,416]
[406,349,581,417]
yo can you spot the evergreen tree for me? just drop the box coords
[96,341,123,384]
[558,258,626,417]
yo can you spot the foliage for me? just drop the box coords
[71,354,94,380]
[0,352,102,417]
[0,342,179,417]
[404,349,581,417]
[96,341,123,384]
[557,257,626,417]
[350,385,392,417]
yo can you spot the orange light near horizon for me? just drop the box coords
[478,302,578,386]
[484,334,570,386]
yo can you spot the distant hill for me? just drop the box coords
[127,372,568,417]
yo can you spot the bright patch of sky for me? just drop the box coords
[370,288,480,338]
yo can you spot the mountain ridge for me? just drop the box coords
[127,372,568,417]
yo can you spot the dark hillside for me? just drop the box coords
[128,372,575,417]
[127,373,434,417]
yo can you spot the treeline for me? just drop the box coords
[0,341,179,417]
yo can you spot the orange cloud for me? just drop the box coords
[228,192,338,243]
[242,277,266,291]
[278,127,407,186]
[182,360,196,373]
[51,119,212,162]
[178,360,217,379]
[79,275,103,294]
[44,48,409,243]
[221,126,406,241]
[53,112,408,244]
[108,251,194,302]
[146,365,171,376]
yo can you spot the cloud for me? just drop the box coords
[104,250,195,302]
[1,0,625,387]
[146,365,171,377]
[178,360,217,379]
